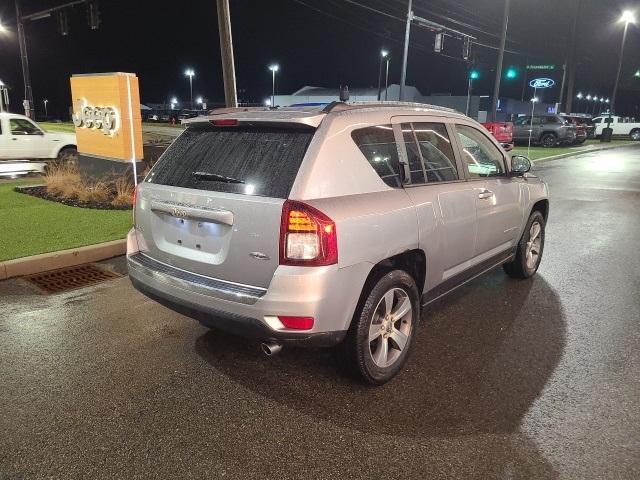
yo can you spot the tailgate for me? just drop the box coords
[136,184,283,288]
[137,122,315,288]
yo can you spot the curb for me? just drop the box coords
[531,142,638,163]
[0,239,126,281]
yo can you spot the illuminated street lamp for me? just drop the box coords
[611,10,636,113]
[265,98,272,107]
[268,64,279,108]
[184,68,195,109]
[43,99,48,118]
[0,19,6,33]
[635,70,640,78]
[170,97,178,110]
[586,94,592,101]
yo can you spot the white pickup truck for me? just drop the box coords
[0,112,77,161]
[593,115,640,140]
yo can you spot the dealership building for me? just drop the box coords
[273,84,558,121]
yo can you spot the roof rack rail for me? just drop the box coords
[321,101,457,114]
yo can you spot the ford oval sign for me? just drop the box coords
[529,78,555,89]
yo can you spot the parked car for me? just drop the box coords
[0,112,77,161]
[127,102,549,384]
[570,114,596,138]
[592,115,640,140]
[560,115,587,145]
[512,114,577,147]
[482,121,514,151]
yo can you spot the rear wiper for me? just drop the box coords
[192,171,244,184]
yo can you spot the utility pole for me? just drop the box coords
[399,0,413,102]
[557,63,567,113]
[491,0,510,122]
[15,0,34,118]
[565,0,581,113]
[216,0,238,108]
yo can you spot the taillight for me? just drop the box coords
[279,200,337,266]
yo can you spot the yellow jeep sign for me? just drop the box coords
[70,72,143,161]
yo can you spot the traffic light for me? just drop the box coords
[469,70,480,80]
[87,0,101,30]
[505,67,518,79]
[434,33,444,53]
[56,10,69,36]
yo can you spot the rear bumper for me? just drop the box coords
[129,275,345,347]
[127,229,370,346]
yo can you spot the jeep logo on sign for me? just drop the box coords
[529,78,555,89]
[72,99,119,136]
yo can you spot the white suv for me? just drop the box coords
[128,102,549,384]
[0,112,77,161]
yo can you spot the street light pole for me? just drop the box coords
[612,11,635,114]
[377,50,388,101]
[184,69,195,110]
[384,54,390,101]
[43,99,48,118]
[268,64,279,107]
[15,0,34,118]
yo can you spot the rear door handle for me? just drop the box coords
[478,190,494,199]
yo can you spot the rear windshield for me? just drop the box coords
[146,123,315,198]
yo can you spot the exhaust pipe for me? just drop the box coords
[261,341,283,356]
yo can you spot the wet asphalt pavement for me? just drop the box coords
[1,146,640,479]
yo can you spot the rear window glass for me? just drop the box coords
[351,125,402,188]
[146,124,315,198]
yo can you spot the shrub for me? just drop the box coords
[111,177,134,208]
[45,163,81,198]
[77,181,109,204]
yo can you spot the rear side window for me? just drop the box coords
[351,125,402,188]
[400,123,458,184]
[147,124,315,198]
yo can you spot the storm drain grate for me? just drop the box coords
[24,264,122,294]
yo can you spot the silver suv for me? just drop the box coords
[127,102,549,384]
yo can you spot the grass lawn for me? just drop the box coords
[0,181,132,262]
[512,138,636,161]
[39,122,76,133]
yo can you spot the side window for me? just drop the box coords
[514,116,529,126]
[412,123,458,182]
[351,125,402,188]
[10,119,41,135]
[593,118,602,124]
[455,124,506,178]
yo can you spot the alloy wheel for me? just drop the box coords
[368,288,413,368]
[525,221,543,270]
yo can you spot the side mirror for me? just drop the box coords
[510,155,532,175]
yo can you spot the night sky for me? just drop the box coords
[0,0,639,117]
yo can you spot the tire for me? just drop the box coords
[56,147,78,166]
[540,133,558,148]
[344,270,420,385]
[630,129,640,141]
[503,211,545,279]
